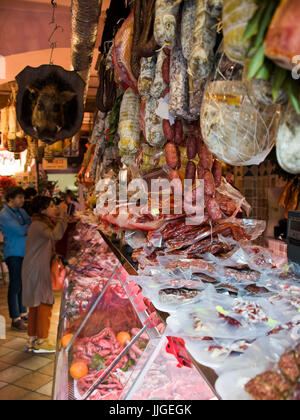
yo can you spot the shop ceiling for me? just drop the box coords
[0,0,112,111]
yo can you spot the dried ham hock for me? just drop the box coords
[265,0,300,70]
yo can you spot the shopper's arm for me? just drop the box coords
[39,217,68,242]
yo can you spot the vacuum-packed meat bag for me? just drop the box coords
[201,81,281,166]
[277,103,300,174]
[118,88,141,158]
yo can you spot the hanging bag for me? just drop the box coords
[51,254,66,291]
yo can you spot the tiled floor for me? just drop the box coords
[0,279,61,400]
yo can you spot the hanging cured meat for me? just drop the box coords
[131,0,158,80]
[265,0,300,70]
[222,0,257,64]
[154,0,181,50]
[118,88,141,159]
[113,12,138,93]
[188,0,221,81]
[277,104,300,174]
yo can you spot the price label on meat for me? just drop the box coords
[205,92,245,106]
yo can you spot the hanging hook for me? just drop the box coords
[48,0,64,64]
[50,0,57,25]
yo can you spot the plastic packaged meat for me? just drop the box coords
[113,12,138,93]
[265,0,300,70]
[118,89,141,158]
[216,332,300,400]
[222,0,257,64]
[201,81,281,166]
[134,274,205,314]
[121,336,215,400]
[276,103,300,174]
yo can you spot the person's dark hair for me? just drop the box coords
[24,187,37,200]
[5,187,25,203]
[30,196,53,216]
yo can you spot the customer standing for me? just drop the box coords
[23,187,37,217]
[0,187,31,331]
[22,196,67,353]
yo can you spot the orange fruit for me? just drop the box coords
[70,362,88,380]
[61,334,74,349]
[117,332,131,346]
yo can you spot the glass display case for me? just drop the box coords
[53,223,219,401]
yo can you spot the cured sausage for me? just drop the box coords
[207,198,223,221]
[145,97,166,147]
[212,159,222,188]
[150,50,168,99]
[181,0,196,61]
[138,57,156,97]
[187,136,198,160]
[163,119,175,141]
[154,0,181,49]
[174,120,184,146]
[162,57,171,85]
[199,144,213,170]
[165,142,181,169]
[169,13,192,120]
[188,0,219,81]
[185,161,196,182]
[203,170,215,196]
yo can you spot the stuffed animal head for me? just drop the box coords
[28,84,76,140]
[16,65,85,145]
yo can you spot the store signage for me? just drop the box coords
[42,158,68,170]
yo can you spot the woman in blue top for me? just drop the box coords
[0,187,31,331]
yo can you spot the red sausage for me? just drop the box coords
[212,160,222,188]
[163,119,175,141]
[163,86,170,98]
[169,170,180,181]
[199,144,213,171]
[185,161,196,182]
[162,57,170,85]
[187,136,197,160]
[203,170,215,197]
[197,163,205,180]
[165,142,181,170]
[174,120,184,146]
[207,198,223,221]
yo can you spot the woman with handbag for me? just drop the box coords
[22,196,67,353]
